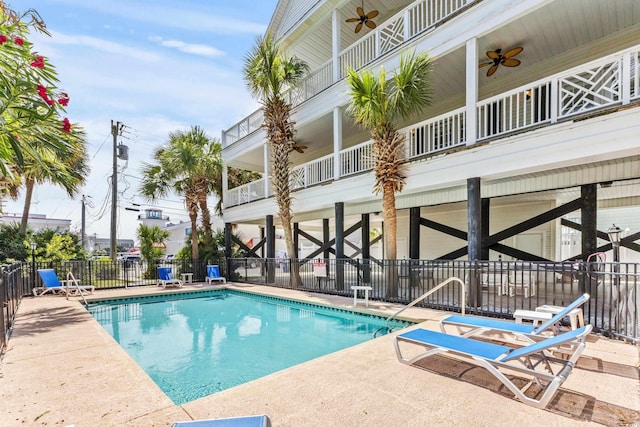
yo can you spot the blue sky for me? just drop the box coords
[6,0,278,241]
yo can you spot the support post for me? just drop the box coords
[467,178,482,307]
[224,223,232,278]
[266,215,275,283]
[481,198,490,260]
[581,184,597,293]
[361,213,370,284]
[335,202,345,290]
[323,218,330,277]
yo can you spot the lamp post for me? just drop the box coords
[607,224,623,330]
[607,224,622,262]
[30,241,37,287]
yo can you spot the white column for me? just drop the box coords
[465,38,478,146]
[333,107,342,180]
[332,9,340,82]
[221,165,228,209]
[263,143,270,197]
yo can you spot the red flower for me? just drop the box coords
[14,37,23,46]
[31,56,45,68]
[36,84,55,105]
[62,118,71,132]
[0,35,7,44]
[58,92,70,106]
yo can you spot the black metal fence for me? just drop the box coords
[0,262,27,354]
[230,257,639,343]
[1,257,637,356]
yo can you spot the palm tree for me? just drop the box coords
[243,34,308,286]
[139,126,218,260]
[16,127,89,233]
[346,51,433,297]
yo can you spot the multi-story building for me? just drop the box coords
[221,0,639,264]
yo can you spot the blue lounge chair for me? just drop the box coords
[394,325,592,408]
[157,266,183,288]
[172,415,270,427]
[440,293,590,341]
[34,269,95,296]
[205,265,226,285]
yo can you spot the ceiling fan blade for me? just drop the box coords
[486,50,500,59]
[365,19,376,29]
[357,6,365,17]
[367,10,379,19]
[502,58,521,67]
[478,62,492,68]
[355,22,363,33]
[346,17,360,22]
[486,64,499,77]
[503,47,523,58]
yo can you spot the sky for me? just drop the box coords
[4,0,279,241]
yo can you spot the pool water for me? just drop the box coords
[88,290,409,404]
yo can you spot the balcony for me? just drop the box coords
[224,44,640,208]
[222,0,474,148]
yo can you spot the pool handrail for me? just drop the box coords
[381,277,466,334]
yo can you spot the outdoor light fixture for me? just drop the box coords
[607,224,622,245]
[607,224,622,263]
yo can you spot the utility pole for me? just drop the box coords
[110,120,125,260]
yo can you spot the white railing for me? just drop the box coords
[223,109,264,147]
[407,0,469,38]
[226,177,266,207]
[406,107,467,157]
[340,140,375,177]
[478,47,639,140]
[477,81,552,139]
[558,57,620,118]
[291,154,334,190]
[632,51,640,100]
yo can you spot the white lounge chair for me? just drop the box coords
[205,265,226,285]
[440,293,590,341]
[34,269,95,296]
[172,415,270,427]
[157,267,183,288]
[394,325,592,408]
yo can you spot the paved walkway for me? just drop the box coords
[0,283,638,426]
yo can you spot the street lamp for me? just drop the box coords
[607,224,622,263]
[30,241,37,287]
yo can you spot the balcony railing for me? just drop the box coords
[224,46,640,208]
[223,0,473,147]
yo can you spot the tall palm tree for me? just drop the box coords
[139,126,218,260]
[243,34,308,285]
[346,51,433,297]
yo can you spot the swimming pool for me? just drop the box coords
[88,289,411,404]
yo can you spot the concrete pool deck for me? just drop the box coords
[0,283,638,427]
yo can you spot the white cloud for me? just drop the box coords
[41,30,161,62]
[152,37,225,57]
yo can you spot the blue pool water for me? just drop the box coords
[88,290,410,404]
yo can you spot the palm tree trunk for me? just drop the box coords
[187,193,199,260]
[197,180,213,245]
[270,142,302,288]
[383,183,399,298]
[20,178,35,234]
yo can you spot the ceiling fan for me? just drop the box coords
[289,141,307,154]
[479,47,523,77]
[345,1,379,33]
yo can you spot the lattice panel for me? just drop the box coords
[559,61,620,116]
[290,167,305,190]
[379,16,405,55]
